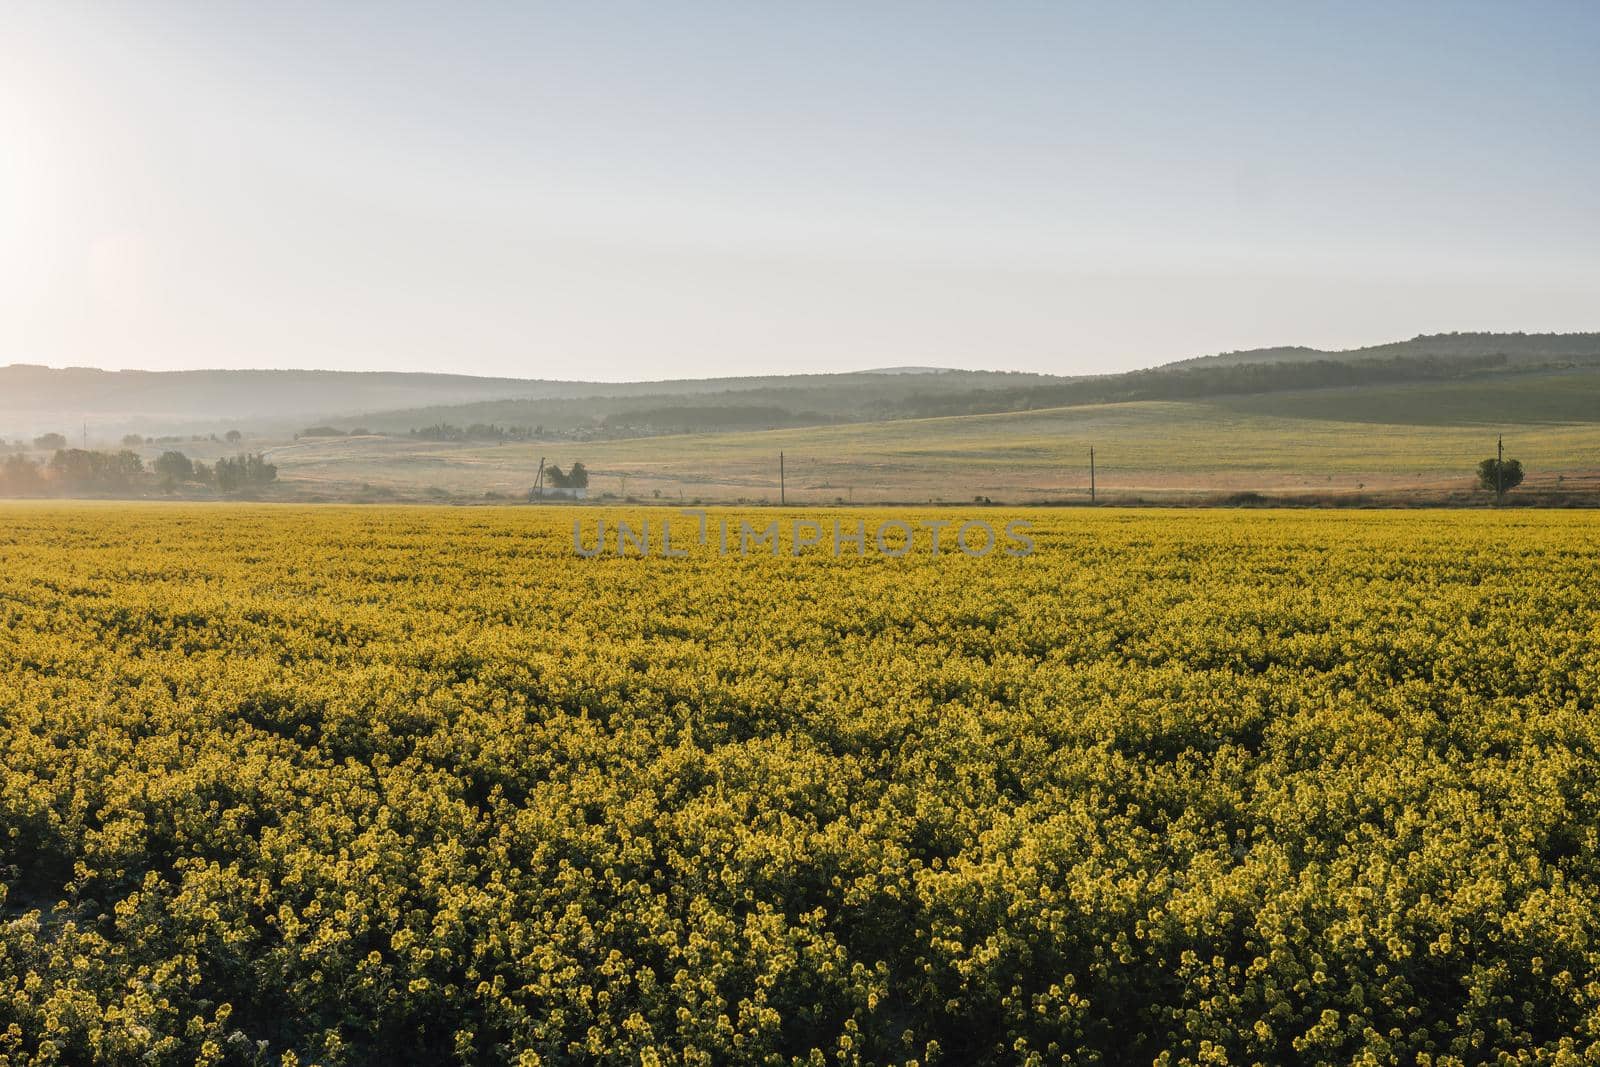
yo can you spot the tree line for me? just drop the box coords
[407,422,540,442]
[6,430,246,452]
[0,449,277,496]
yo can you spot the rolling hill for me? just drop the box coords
[0,365,1057,439]
[1167,331,1600,369]
[6,332,1598,443]
[4,333,1598,504]
[241,359,1600,506]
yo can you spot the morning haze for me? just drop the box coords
[5,2,1598,380]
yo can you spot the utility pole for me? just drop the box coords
[779,451,786,506]
[532,456,545,501]
[1089,446,1096,503]
[82,422,87,450]
[1496,434,1504,505]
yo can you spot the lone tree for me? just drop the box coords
[546,462,589,489]
[1477,456,1524,497]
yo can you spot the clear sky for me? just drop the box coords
[4,1,1597,380]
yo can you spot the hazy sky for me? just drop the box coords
[4,2,1597,380]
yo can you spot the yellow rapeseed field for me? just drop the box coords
[2,503,1599,1065]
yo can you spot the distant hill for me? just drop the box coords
[6,332,1600,504]
[343,335,1600,439]
[885,334,1600,421]
[0,365,1056,438]
[1168,332,1600,369]
[0,366,562,435]
[5,332,1597,441]
[357,371,1059,438]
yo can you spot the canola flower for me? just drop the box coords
[1,503,1599,1065]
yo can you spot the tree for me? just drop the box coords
[1477,457,1524,494]
[33,432,67,450]
[225,430,242,443]
[214,453,277,491]
[122,434,146,447]
[45,448,142,490]
[154,451,194,483]
[545,462,589,490]
[215,458,242,492]
[0,454,44,495]
[48,449,98,486]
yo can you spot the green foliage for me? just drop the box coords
[409,423,534,443]
[154,450,195,482]
[45,448,143,490]
[1477,457,1526,493]
[546,462,588,489]
[0,454,45,495]
[214,453,278,492]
